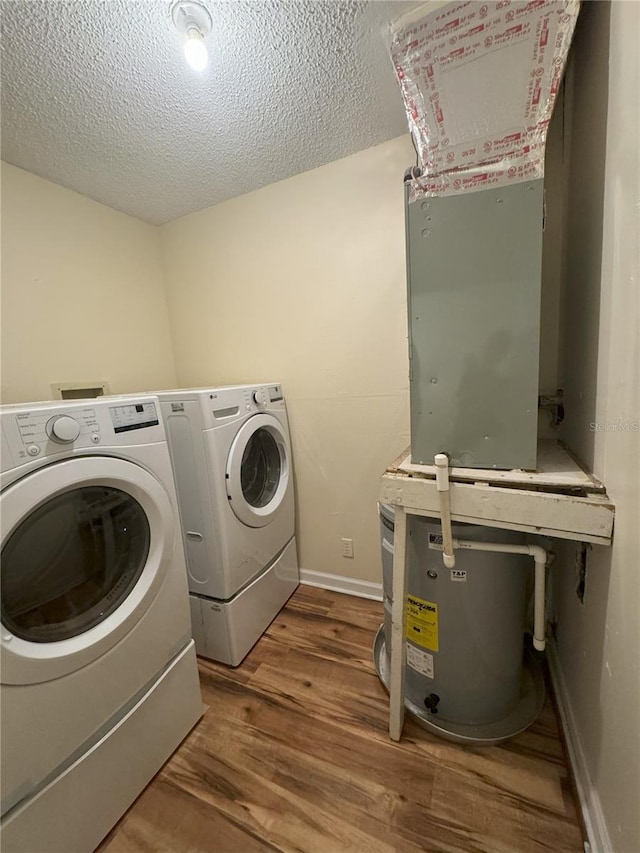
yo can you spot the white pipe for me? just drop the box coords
[434,453,455,568]
[452,538,548,651]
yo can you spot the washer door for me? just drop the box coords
[1,456,176,685]
[226,414,290,528]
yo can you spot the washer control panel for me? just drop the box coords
[16,407,98,451]
[1,398,163,469]
[109,402,159,433]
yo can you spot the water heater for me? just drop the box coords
[375,505,545,744]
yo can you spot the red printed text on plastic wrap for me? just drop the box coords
[390,0,579,200]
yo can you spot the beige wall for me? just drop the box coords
[554,2,640,850]
[0,163,176,403]
[161,136,415,583]
[2,23,637,843]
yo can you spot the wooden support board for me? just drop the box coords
[380,472,614,545]
[388,440,606,495]
[382,441,615,742]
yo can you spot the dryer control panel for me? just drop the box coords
[204,386,286,420]
[155,385,287,431]
[240,385,284,412]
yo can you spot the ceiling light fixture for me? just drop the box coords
[171,1,212,73]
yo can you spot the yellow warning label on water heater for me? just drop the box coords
[405,595,439,652]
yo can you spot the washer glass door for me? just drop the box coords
[1,455,177,685]
[1,486,150,643]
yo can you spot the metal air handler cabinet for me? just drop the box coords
[405,171,544,470]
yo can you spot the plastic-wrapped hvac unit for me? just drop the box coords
[390,0,580,469]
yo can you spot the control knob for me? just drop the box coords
[253,389,269,408]
[47,415,81,444]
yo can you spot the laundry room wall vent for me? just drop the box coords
[51,382,111,400]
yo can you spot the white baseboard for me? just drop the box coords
[547,639,612,853]
[299,569,383,602]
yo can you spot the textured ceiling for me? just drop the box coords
[1,0,420,224]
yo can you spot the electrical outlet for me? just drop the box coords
[341,538,354,558]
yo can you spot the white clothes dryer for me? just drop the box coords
[156,384,299,666]
[0,397,203,853]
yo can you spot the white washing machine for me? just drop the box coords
[0,397,203,853]
[156,384,299,666]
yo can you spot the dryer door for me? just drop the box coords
[1,456,177,685]
[226,414,291,528]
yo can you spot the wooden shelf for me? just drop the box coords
[380,440,614,546]
[388,440,605,493]
[380,441,615,743]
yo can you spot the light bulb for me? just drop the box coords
[184,31,208,71]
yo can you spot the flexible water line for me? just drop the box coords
[434,453,455,568]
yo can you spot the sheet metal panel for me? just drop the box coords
[406,178,544,469]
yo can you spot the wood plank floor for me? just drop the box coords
[98,587,584,853]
